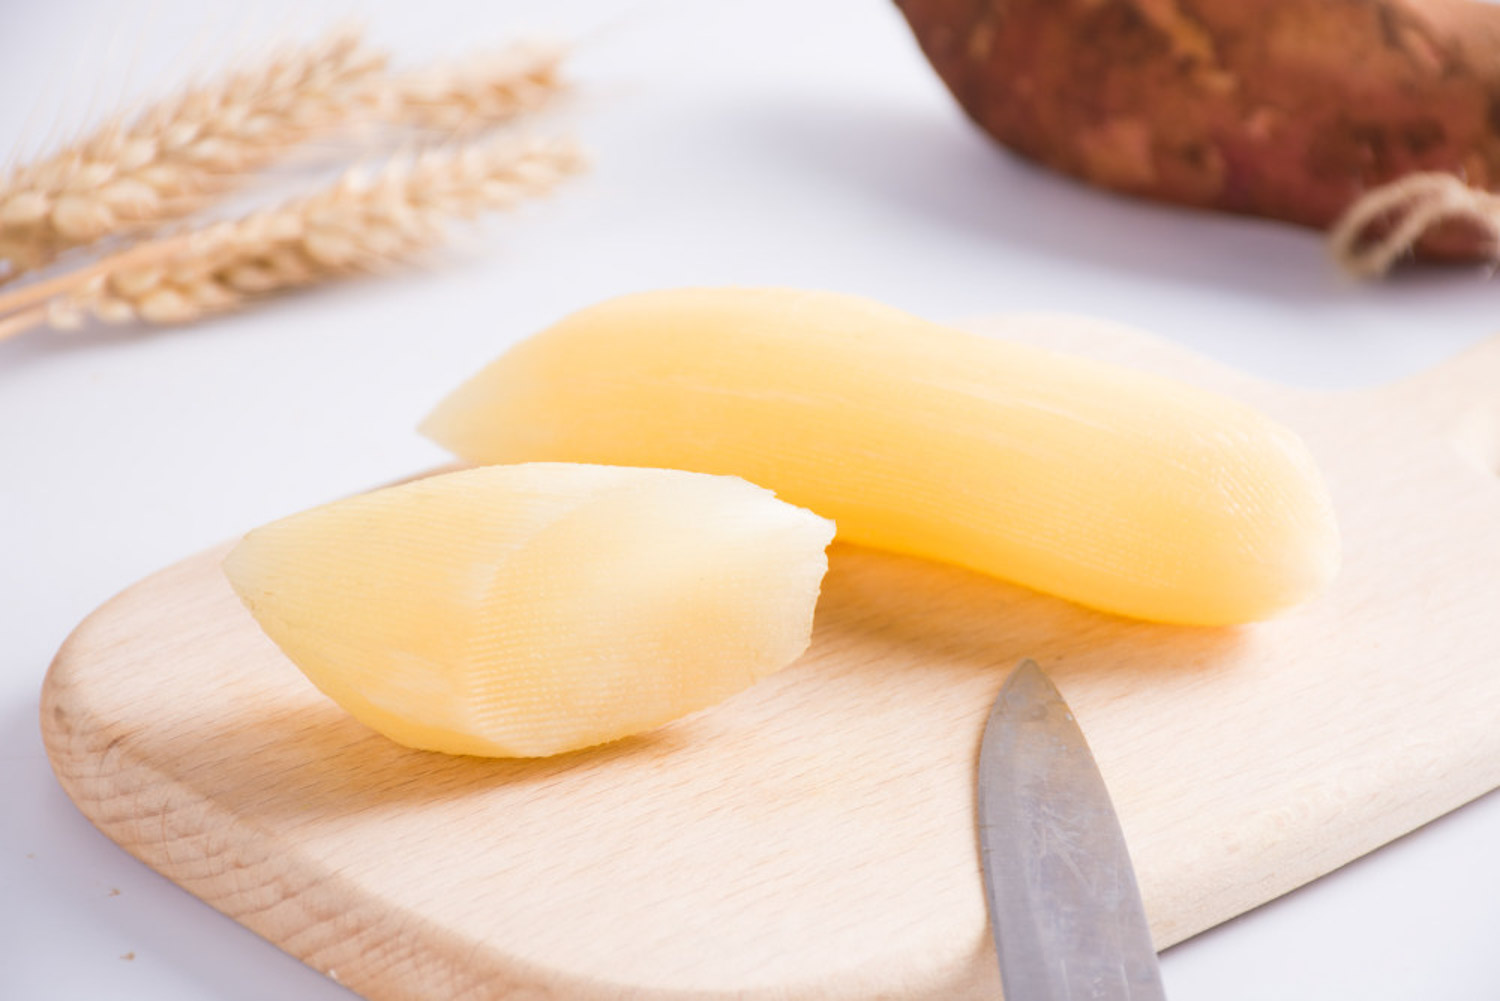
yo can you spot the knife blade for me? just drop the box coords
[976,659,1166,1000]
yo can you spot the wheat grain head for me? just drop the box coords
[387,41,569,133]
[0,29,388,279]
[4,135,585,334]
[0,32,573,284]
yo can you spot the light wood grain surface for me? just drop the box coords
[40,315,1500,1000]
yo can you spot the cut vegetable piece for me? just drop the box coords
[222,463,835,757]
[421,288,1340,626]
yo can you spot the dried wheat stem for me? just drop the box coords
[0,306,47,343]
[1329,172,1500,277]
[0,232,197,318]
[0,29,388,279]
[0,136,583,343]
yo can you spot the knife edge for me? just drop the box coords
[976,659,1166,1001]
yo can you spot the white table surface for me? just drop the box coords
[3,0,1499,997]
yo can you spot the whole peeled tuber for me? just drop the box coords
[895,0,1500,259]
[423,288,1340,627]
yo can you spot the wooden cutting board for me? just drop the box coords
[41,315,1500,1001]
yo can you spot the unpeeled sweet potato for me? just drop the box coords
[895,0,1500,258]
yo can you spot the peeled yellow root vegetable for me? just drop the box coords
[422,288,1340,626]
[222,463,834,757]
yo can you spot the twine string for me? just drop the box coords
[1329,172,1500,277]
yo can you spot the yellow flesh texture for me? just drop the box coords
[421,288,1340,626]
[223,463,835,757]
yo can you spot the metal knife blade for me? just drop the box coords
[976,659,1166,1000]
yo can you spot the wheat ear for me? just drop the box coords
[0,136,583,342]
[0,29,388,280]
[0,34,572,284]
[384,41,568,133]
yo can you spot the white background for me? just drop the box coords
[3,0,1499,997]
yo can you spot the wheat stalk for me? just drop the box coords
[0,29,388,280]
[0,32,572,284]
[0,135,583,342]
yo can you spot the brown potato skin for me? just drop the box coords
[895,0,1500,258]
